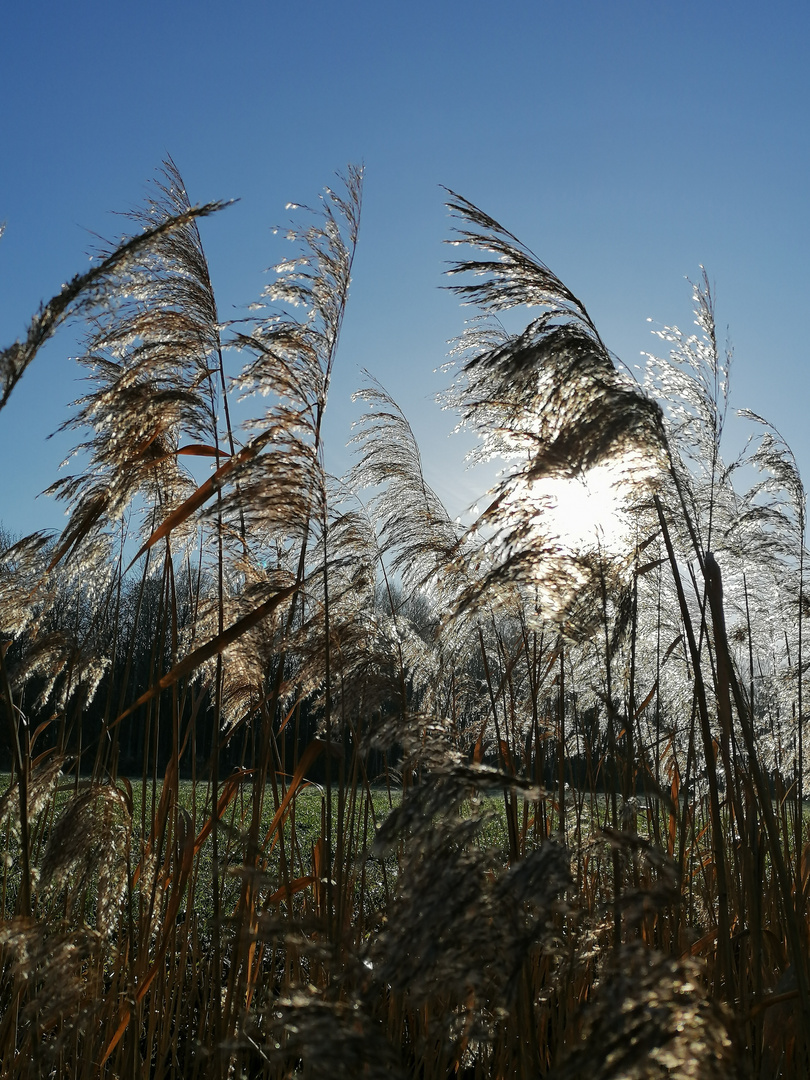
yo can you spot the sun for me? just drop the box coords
[530,460,635,557]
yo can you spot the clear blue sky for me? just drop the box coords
[2,0,810,538]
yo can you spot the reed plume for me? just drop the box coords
[442,191,668,633]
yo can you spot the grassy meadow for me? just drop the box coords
[2,162,810,1077]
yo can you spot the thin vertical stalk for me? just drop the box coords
[655,495,734,996]
[797,534,805,899]
[557,646,565,837]
[322,496,334,938]
[0,646,30,916]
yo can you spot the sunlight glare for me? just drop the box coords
[532,461,633,556]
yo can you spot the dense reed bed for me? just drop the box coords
[1,161,808,1077]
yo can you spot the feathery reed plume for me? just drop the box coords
[444,189,666,479]
[369,717,564,1071]
[0,751,65,840]
[39,782,131,935]
[643,270,732,551]
[0,195,230,413]
[740,412,806,536]
[442,192,667,632]
[348,378,516,764]
[553,944,737,1079]
[46,161,234,572]
[253,986,407,1080]
[280,483,400,724]
[165,168,366,742]
[0,532,53,640]
[0,917,104,1069]
[738,410,808,841]
[349,373,467,601]
[226,166,363,553]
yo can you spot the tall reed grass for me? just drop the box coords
[0,161,808,1077]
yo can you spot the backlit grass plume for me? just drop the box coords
[46,159,234,572]
[0,189,229,415]
[443,192,668,632]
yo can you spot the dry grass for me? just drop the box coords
[0,162,808,1077]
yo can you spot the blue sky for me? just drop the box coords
[2,0,810,538]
